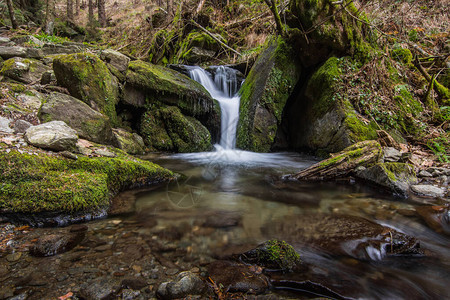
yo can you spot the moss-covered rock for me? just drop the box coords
[239,240,301,271]
[236,37,301,152]
[0,149,173,213]
[124,60,220,140]
[288,0,374,66]
[0,57,50,84]
[287,56,377,154]
[52,53,120,126]
[39,92,117,146]
[356,162,418,198]
[141,106,213,153]
[112,128,145,155]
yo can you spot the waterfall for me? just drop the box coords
[187,66,241,150]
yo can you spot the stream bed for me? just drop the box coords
[1,149,449,299]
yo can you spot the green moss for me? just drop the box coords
[237,37,301,152]
[394,84,423,117]
[0,150,174,213]
[344,110,378,142]
[379,162,416,182]
[256,240,301,271]
[318,140,381,168]
[391,47,413,65]
[53,53,119,126]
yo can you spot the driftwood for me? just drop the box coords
[287,140,382,181]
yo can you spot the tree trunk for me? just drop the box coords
[264,0,284,36]
[75,0,80,16]
[98,0,106,27]
[67,0,74,20]
[88,0,94,25]
[6,0,18,29]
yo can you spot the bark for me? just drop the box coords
[67,0,74,20]
[6,0,18,29]
[88,0,94,25]
[287,141,381,181]
[98,0,106,27]
[263,0,284,36]
[75,0,80,15]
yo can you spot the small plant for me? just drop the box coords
[427,136,449,163]
[34,33,69,44]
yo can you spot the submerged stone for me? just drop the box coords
[30,232,85,257]
[156,271,205,299]
[262,214,422,260]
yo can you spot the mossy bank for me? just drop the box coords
[0,149,174,214]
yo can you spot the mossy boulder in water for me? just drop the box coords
[124,60,220,139]
[287,57,377,154]
[141,106,212,153]
[0,149,173,213]
[39,92,116,146]
[52,53,120,126]
[237,37,301,152]
[112,128,145,155]
[240,240,301,271]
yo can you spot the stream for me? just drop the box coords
[0,67,449,299]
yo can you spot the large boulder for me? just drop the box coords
[141,106,212,152]
[39,92,116,145]
[236,37,301,152]
[24,121,78,151]
[99,49,130,73]
[0,57,50,84]
[52,53,120,125]
[286,57,377,154]
[124,60,220,139]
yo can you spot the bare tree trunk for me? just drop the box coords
[88,0,94,25]
[67,0,74,20]
[6,0,18,29]
[75,0,80,16]
[98,0,106,27]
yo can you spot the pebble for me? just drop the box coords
[6,252,22,262]
[418,170,433,178]
[411,185,446,198]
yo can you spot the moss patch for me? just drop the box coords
[0,150,173,213]
[52,53,119,126]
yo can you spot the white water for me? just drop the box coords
[187,66,240,150]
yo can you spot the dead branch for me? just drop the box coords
[190,20,241,56]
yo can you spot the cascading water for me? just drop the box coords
[187,66,241,150]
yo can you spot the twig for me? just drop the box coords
[190,20,241,56]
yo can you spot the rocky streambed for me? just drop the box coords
[1,151,449,300]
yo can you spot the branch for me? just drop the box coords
[190,20,241,56]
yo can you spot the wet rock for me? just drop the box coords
[156,271,206,299]
[119,289,142,300]
[382,147,401,162]
[208,261,269,294]
[24,121,78,151]
[262,214,422,260]
[416,205,450,235]
[39,92,116,145]
[13,119,32,134]
[6,252,22,262]
[203,211,241,228]
[30,232,85,257]
[411,185,446,198]
[79,277,120,300]
[239,240,301,271]
[121,278,148,290]
[356,162,418,198]
[0,116,13,133]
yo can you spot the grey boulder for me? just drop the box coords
[25,121,78,151]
